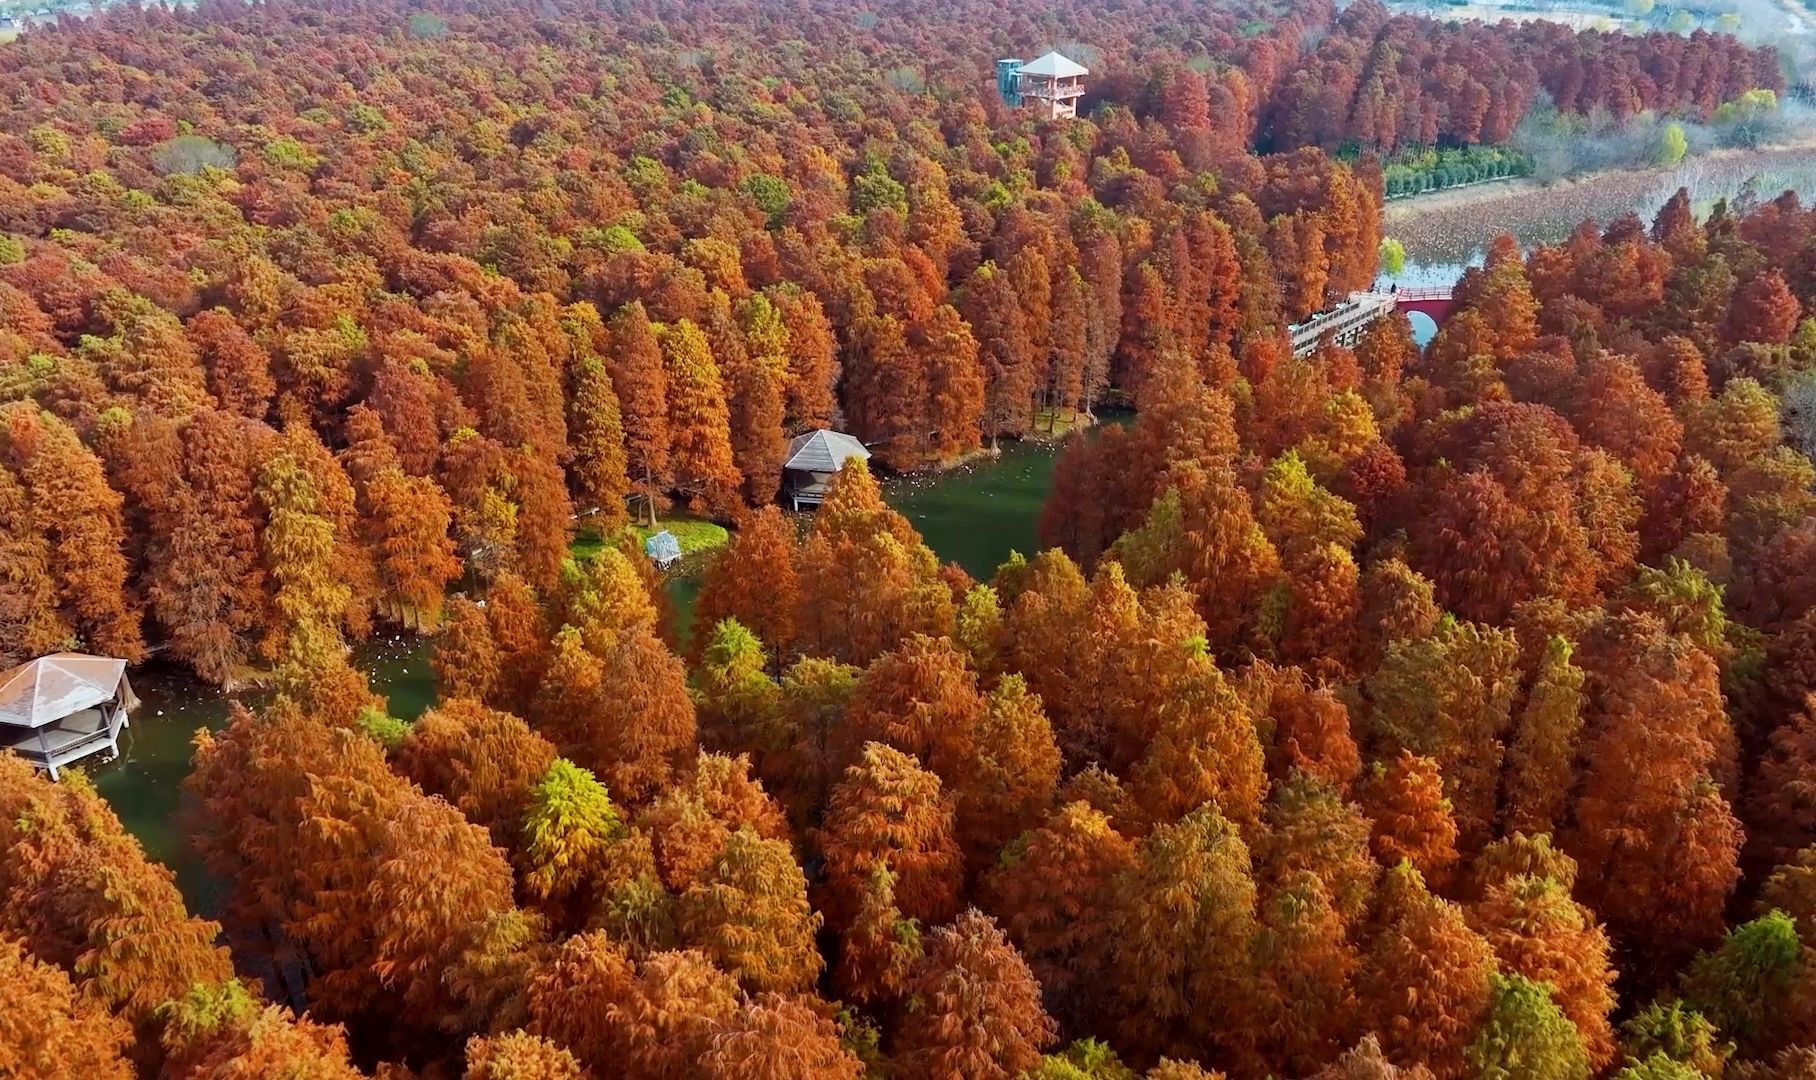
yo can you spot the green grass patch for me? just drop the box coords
[571,513,730,562]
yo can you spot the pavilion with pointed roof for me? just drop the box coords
[0,653,136,780]
[783,429,870,510]
[1016,51,1088,120]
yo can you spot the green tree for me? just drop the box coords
[1379,237,1407,276]
[1655,123,1688,167]
[1466,974,1590,1080]
[1679,910,1808,1058]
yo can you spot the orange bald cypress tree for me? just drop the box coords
[836,632,985,786]
[534,624,697,805]
[816,743,964,930]
[950,674,1063,867]
[792,461,954,665]
[1113,459,1282,656]
[843,312,922,470]
[1251,871,1362,1077]
[1501,636,1588,838]
[1258,772,1381,931]
[637,750,791,893]
[565,355,632,529]
[362,464,461,629]
[145,408,271,685]
[188,308,276,420]
[1566,615,1741,966]
[659,319,742,517]
[256,447,352,674]
[1358,864,1497,1080]
[895,910,1057,1080]
[1748,696,1816,868]
[1,404,142,659]
[963,260,1037,442]
[434,597,502,704]
[692,505,799,660]
[0,936,134,1080]
[393,697,557,845]
[465,1031,591,1080]
[1262,669,1362,794]
[1364,752,1462,893]
[524,931,641,1072]
[772,286,839,434]
[187,704,515,1039]
[0,756,232,1057]
[696,994,865,1080]
[1107,805,1259,1064]
[1127,653,1268,829]
[1728,269,1801,345]
[349,780,520,1027]
[157,979,363,1080]
[0,461,67,667]
[1470,874,1619,1070]
[913,302,986,463]
[607,301,671,525]
[832,862,922,1006]
[983,802,1137,1026]
[675,828,822,993]
[727,293,789,504]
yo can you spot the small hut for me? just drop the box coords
[644,529,682,570]
[783,429,871,510]
[0,654,136,780]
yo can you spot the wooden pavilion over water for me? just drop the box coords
[783,430,870,510]
[0,653,136,780]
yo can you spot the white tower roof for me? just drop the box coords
[1019,51,1088,78]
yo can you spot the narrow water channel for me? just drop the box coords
[93,431,1090,909]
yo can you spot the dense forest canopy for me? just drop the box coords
[0,0,1814,1077]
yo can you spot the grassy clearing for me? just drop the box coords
[571,513,731,562]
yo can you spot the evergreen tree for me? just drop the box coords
[1679,910,1809,1059]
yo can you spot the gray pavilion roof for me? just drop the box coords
[1019,51,1088,78]
[784,429,871,473]
[0,654,133,729]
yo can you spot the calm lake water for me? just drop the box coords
[1385,145,1816,290]
[93,432,1085,909]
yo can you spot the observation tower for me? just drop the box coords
[996,51,1088,120]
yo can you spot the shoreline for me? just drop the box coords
[1384,135,1816,222]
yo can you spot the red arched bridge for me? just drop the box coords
[1288,285,1454,356]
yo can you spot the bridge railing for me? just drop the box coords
[1393,285,1453,302]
